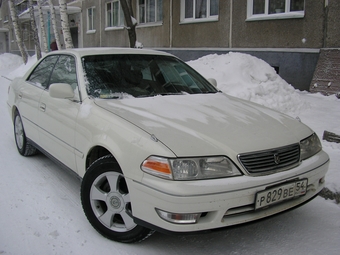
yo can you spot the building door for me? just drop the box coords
[71,27,78,48]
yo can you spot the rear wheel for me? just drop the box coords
[14,110,37,156]
[81,155,154,243]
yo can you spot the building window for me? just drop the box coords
[181,0,219,23]
[138,0,163,24]
[248,0,304,21]
[106,0,125,28]
[87,7,95,32]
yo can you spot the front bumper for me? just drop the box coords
[129,150,329,233]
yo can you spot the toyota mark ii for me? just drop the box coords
[7,48,329,243]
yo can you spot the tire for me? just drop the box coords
[14,110,37,156]
[81,155,154,243]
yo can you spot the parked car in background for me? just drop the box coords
[7,48,329,243]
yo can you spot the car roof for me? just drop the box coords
[47,47,174,58]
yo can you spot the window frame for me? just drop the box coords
[246,0,305,21]
[137,0,163,27]
[86,6,96,33]
[180,0,219,24]
[105,0,125,30]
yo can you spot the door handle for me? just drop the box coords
[18,94,22,99]
[40,103,46,112]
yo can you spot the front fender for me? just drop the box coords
[74,99,175,181]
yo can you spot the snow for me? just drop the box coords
[0,52,339,254]
[187,52,309,114]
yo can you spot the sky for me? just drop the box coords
[0,52,339,255]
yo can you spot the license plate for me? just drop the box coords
[255,179,308,209]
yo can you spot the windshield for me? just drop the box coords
[82,54,218,98]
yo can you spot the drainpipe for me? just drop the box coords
[170,0,173,48]
[323,0,329,48]
[229,0,233,48]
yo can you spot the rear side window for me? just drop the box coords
[27,55,59,89]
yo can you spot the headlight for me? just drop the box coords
[141,156,241,180]
[300,133,322,160]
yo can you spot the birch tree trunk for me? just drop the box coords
[48,0,62,50]
[37,0,48,53]
[120,0,137,48]
[59,0,74,48]
[28,0,42,60]
[8,0,28,64]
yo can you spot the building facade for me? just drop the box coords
[0,0,339,91]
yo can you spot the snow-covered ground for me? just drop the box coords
[0,52,339,255]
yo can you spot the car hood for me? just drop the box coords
[95,93,312,157]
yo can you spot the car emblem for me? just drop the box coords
[274,154,281,164]
[110,196,121,209]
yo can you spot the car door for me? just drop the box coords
[18,55,60,144]
[37,54,80,171]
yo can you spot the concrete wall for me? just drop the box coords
[171,1,230,48]
[135,0,170,47]
[82,0,132,48]
[232,0,325,48]
[324,0,340,48]
[79,0,339,50]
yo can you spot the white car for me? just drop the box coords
[7,48,329,243]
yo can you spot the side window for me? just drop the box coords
[49,55,79,100]
[27,55,59,89]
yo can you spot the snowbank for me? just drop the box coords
[187,52,310,114]
[0,53,23,70]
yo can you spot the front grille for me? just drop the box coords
[238,144,300,174]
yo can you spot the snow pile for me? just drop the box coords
[0,53,23,70]
[187,52,309,114]
[0,53,46,80]
[6,55,39,80]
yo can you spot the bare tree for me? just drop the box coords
[37,0,48,52]
[28,0,42,60]
[120,0,137,48]
[48,0,62,50]
[8,0,28,64]
[59,0,73,48]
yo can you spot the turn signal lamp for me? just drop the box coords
[141,156,173,179]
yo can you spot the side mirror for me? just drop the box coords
[207,78,217,87]
[49,83,74,99]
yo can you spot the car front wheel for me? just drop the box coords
[14,110,37,156]
[81,155,154,243]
